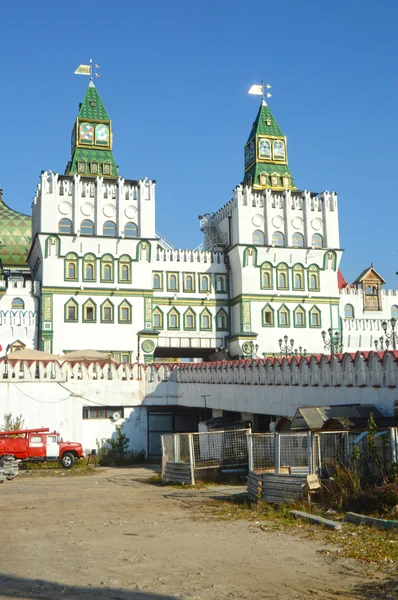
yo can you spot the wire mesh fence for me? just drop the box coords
[248,433,311,474]
[161,429,251,483]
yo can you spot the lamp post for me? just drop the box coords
[374,318,398,350]
[279,335,294,357]
[321,328,343,355]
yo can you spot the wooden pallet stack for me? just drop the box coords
[247,470,307,503]
[163,462,193,485]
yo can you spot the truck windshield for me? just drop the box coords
[57,436,63,443]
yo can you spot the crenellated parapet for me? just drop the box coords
[176,351,398,389]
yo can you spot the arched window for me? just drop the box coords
[184,309,196,330]
[124,222,138,238]
[119,256,131,283]
[103,265,112,281]
[118,300,132,323]
[153,273,162,290]
[292,232,304,248]
[261,262,273,289]
[308,265,320,291]
[103,221,117,236]
[101,255,114,283]
[168,308,180,329]
[252,230,265,245]
[277,264,289,290]
[81,219,94,235]
[184,274,194,292]
[309,306,321,327]
[83,299,96,322]
[392,306,398,319]
[272,231,285,246]
[11,298,24,309]
[65,299,78,322]
[294,306,306,327]
[85,263,94,280]
[312,234,323,248]
[168,273,178,291]
[216,275,226,292]
[120,265,129,281]
[59,218,72,234]
[293,265,304,290]
[200,275,210,293]
[344,304,355,319]
[273,140,285,159]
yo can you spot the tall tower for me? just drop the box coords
[65,80,118,178]
[243,99,296,191]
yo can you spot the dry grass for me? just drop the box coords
[213,496,398,568]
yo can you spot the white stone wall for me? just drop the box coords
[0,278,38,350]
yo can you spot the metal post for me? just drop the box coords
[308,432,314,474]
[161,435,166,478]
[274,433,280,474]
[248,433,254,472]
[188,433,195,485]
[390,428,397,464]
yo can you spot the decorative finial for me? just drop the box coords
[248,81,272,104]
[371,262,374,268]
[74,59,100,81]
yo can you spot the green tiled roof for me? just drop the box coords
[0,197,31,268]
[244,162,296,189]
[246,101,284,143]
[66,148,118,177]
[78,81,110,121]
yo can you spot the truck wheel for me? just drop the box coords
[0,455,14,467]
[61,453,76,469]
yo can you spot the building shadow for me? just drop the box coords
[0,573,178,600]
[352,578,398,599]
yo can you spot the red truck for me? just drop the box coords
[0,428,84,469]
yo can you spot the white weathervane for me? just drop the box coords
[74,59,100,81]
[248,81,272,105]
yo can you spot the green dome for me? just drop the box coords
[0,196,31,269]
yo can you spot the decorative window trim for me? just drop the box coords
[64,254,78,281]
[293,304,306,328]
[292,264,305,291]
[215,274,227,293]
[276,263,289,291]
[183,273,196,293]
[262,303,275,327]
[183,308,196,331]
[243,246,258,267]
[308,265,320,291]
[277,304,290,327]
[101,256,114,283]
[83,257,96,282]
[272,139,286,161]
[344,304,355,319]
[199,274,211,294]
[153,306,164,330]
[100,300,114,324]
[45,235,60,258]
[65,298,78,323]
[82,298,96,323]
[90,161,100,175]
[216,308,228,331]
[118,256,131,284]
[200,308,212,331]
[260,262,273,290]
[118,300,132,323]
[102,162,112,175]
[153,272,163,291]
[167,307,180,330]
[167,272,179,292]
[309,306,322,328]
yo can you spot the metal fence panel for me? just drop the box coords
[192,429,250,470]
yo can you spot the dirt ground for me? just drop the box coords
[0,466,396,600]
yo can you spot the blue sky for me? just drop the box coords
[0,1,397,285]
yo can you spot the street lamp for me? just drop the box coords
[321,328,343,355]
[374,318,398,350]
[242,341,259,359]
[279,335,294,357]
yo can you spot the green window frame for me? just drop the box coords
[167,308,180,330]
[118,256,131,284]
[260,262,273,289]
[308,265,320,291]
[216,308,228,331]
[101,255,114,283]
[82,299,96,323]
[64,253,78,281]
[184,308,196,330]
[278,304,290,327]
[118,300,132,323]
[153,307,164,329]
[199,274,211,293]
[153,272,163,290]
[183,273,195,293]
[262,303,274,327]
[215,274,227,293]
[309,306,322,328]
[276,263,289,290]
[294,305,306,328]
[83,254,96,282]
[101,300,114,323]
[292,265,305,291]
[65,298,78,322]
[200,308,212,331]
[167,272,179,292]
